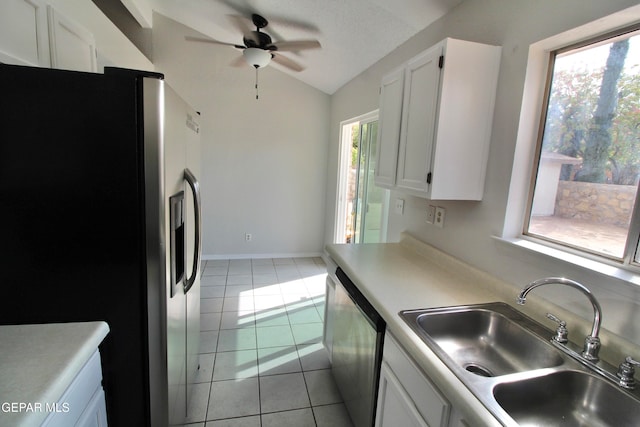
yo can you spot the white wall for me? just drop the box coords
[153,14,331,258]
[327,0,640,348]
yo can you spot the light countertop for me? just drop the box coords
[326,233,529,426]
[0,321,109,427]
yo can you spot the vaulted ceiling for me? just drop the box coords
[124,0,464,94]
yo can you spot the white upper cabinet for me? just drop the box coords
[375,38,502,200]
[0,0,51,67]
[396,45,442,194]
[375,67,405,188]
[47,6,97,72]
[0,0,96,72]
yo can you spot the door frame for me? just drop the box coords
[334,110,385,244]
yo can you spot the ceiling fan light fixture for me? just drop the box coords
[243,47,271,68]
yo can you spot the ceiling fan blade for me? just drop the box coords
[185,36,244,49]
[227,14,251,33]
[272,40,321,52]
[229,55,247,68]
[228,14,262,47]
[271,53,304,72]
[219,0,319,32]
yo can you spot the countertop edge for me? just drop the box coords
[325,239,505,426]
[326,235,640,425]
[0,321,110,427]
[41,321,111,402]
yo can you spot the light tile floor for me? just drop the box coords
[182,257,354,427]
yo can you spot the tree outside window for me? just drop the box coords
[527,29,640,261]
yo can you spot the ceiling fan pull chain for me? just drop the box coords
[255,66,259,100]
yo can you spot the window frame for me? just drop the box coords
[522,24,640,269]
[499,5,640,282]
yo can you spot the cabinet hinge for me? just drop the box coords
[438,55,444,69]
[427,172,432,184]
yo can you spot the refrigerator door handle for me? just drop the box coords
[184,168,202,294]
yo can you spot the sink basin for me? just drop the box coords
[401,303,564,376]
[494,370,640,426]
[401,302,640,426]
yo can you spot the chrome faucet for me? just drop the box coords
[517,277,602,362]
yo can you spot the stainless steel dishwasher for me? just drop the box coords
[331,267,386,427]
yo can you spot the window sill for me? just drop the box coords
[492,235,640,287]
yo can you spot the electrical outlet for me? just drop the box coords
[395,199,405,215]
[435,207,445,228]
[426,205,436,224]
[245,233,252,242]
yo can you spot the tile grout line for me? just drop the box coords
[300,362,319,427]
[198,258,340,427]
[250,263,266,427]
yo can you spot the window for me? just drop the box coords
[526,27,640,264]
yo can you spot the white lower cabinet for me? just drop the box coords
[323,273,336,361]
[377,334,466,427]
[41,350,108,427]
[74,387,108,427]
[448,408,471,427]
[323,258,340,362]
[376,362,430,427]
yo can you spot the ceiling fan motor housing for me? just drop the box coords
[252,14,268,29]
[244,31,275,50]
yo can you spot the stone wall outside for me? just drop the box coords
[555,181,636,227]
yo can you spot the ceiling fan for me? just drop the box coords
[186,13,321,98]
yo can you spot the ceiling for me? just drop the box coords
[135,0,463,94]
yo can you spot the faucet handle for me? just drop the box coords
[617,356,640,390]
[546,312,568,343]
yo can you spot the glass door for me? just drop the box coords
[353,120,388,243]
[336,112,389,244]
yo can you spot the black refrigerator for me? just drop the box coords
[0,64,203,427]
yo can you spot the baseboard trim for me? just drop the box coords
[202,252,325,261]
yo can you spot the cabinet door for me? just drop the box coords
[323,273,336,359]
[376,362,429,427]
[75,388,109,427]
[448,407,471,427]
[396,45,442,194]
[41,351,107,427]
[382,334,450,426]
[430,39,501,200]
[0,0,50,66]
[374,67,405,188]
[47,6,97,72]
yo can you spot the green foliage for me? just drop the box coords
[542,38,639,185]
[351,124,359,167]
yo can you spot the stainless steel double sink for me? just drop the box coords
[400,302,640,426]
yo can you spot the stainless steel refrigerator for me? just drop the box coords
[0,64,202,427]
